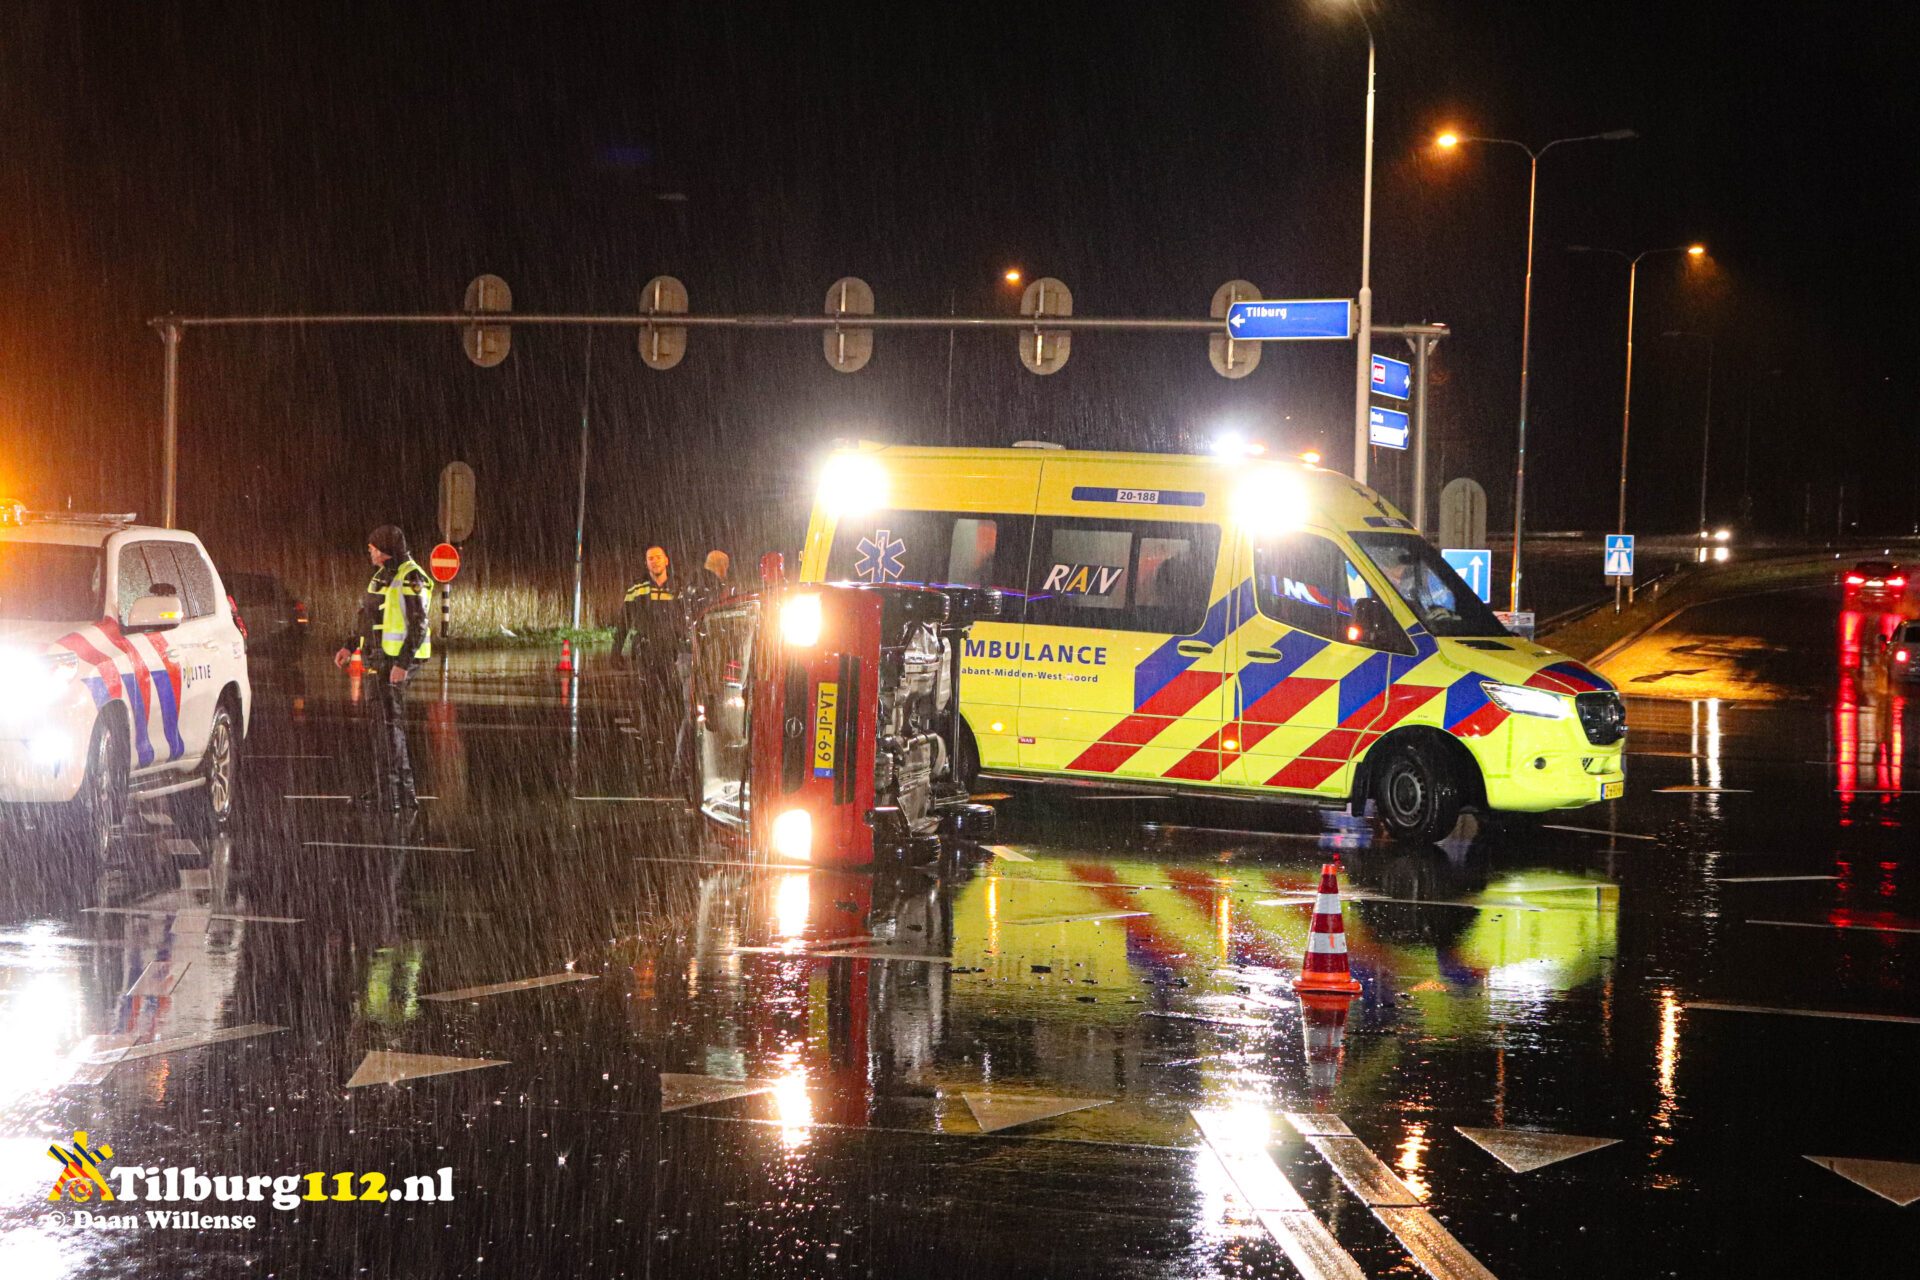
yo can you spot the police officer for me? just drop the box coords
[333,524,432,811]
[611,545,678,663]
[683,549,732,621]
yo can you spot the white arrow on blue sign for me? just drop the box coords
[1604,533,1635,577]
[1368,406,1410,450]
[1370,353,1411,400]
[1441,548,1493,603]
[1223,299,1353,341]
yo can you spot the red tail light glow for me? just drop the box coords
[1898,649,1910,664]
[1891,577,1906,588]
[1845,574,1865,585]
[227,593,248,641]
[293,599,309,625]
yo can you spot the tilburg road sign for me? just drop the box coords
[1223,299,1353,341]
[1370,353,1411,400]
[1605,534,1635,578]
[1442,548,1492,603]
[1368,406,1410,450]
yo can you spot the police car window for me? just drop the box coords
[0,543,102,622]
[1254,534,1353,640]
[116,543,157,620]
[1027,519,1218,634]
[146,543,216,618]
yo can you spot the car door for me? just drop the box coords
[128,540,211,768]
[1016,514,1226,785]
[1229,529,1393,797]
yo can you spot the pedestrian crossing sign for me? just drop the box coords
[1604,534,1635,578]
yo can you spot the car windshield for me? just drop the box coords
[0,542,104,622]
[1351,533,1509,638]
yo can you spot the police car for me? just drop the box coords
[0,502,250,857]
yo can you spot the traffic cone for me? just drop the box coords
[347,646,364,677]
[1299,990,1354,1102]
[1295,862,1363,995]
[555,638,575,676]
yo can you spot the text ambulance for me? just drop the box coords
[800,444,1624,842]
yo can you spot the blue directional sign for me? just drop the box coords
[1224,299,1353,341]
[1368,406,1410,450]
[1604,533,1635,578]
[1442,548,1493,603]
[1370,353,1412,400]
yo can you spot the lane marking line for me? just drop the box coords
[1685,1000,1920,1026]
[284,794,438,801]
[1541,824,1659,841]
[1284,1112,1498,1280]
[304,841,471,853]
[1747,918,1920,935]
[1804,1155,1920,1207]
[1654,786,1750,794]
[84,906,304,925]
[248,753,333,760]
[1190,1111,1366,1280]
[1716,875,1839,883]
[420,972,598,1002]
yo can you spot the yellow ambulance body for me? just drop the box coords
[799,444,1625,841]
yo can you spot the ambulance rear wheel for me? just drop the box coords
[1374,738,1463,845]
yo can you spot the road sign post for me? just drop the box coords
[1442,548,1493,603]
[1223,299,1354,341]
[429,542,460,644]
[1605,533,1635,613]
[1368,406,1409,450]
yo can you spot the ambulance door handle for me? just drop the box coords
[1176,641,1213,657]
[1246,648,1282,662]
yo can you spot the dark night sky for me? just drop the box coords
[2,0,1915,585]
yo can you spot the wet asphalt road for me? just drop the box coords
[3,583,1919,1278]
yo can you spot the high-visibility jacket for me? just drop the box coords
[352,559,432,662]
[620,577,683,653]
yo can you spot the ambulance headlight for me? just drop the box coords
[771,808,813,862]
[780,594,823,647]
[0,648,76,718]
[817,452,888,517]
[1232,469,1311,537]
[1481,681,1572,720]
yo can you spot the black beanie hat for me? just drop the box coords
[368,525,408,558]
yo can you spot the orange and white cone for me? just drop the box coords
[555,638,575,676]
[347,646,365,677]
[1295,861,1362,996]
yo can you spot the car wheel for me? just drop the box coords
[173,699,240,835]
[63,716,128,862]
[1374,737,1464,845]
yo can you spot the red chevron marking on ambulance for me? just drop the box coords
[1068,669,1224,773]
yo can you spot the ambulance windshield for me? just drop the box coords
[1351,533,1508,638]
[0,543,104,622]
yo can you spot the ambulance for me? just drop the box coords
[799,444,1625,843]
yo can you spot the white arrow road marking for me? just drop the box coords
[1189,1111,1365,1280]
[1455,1127,1621,1174]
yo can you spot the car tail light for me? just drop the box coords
[227,593,249,640]
[293,599,309,625]
[1898,649,1910,664]
[1846,574,1865,585]
[1891,577,1907,589]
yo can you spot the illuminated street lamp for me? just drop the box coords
[1436,127,1637,612]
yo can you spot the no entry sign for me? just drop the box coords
[429,542,461,583]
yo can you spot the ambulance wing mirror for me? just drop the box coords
[1347,595,1402,651]
[125,592,185,632]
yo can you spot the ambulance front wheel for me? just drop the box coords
[1373,737,1464,845]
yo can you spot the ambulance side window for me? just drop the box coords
[825,511,1031,619]
[1026,518,1218,634]
[1255,534,1359,641]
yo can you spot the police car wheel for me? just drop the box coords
[174,701,239,835]
[64,716,127,862]
[1374,738,1463,845]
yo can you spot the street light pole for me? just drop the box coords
[1350,21,1377,486]
[1435,128,1636,612]
[1663,330,1716,533]
[1569,243,1705,608]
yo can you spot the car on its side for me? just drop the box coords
[0,503,250,859]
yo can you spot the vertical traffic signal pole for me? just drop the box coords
[156,318,183,528]
[1350,23,1377,487]
[569,331,594,632]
